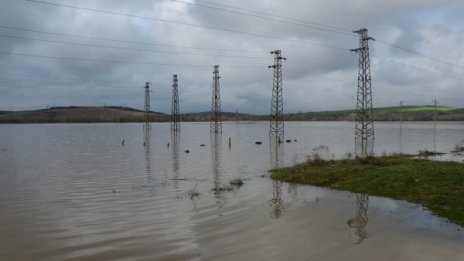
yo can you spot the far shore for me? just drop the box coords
[1,105,463,123]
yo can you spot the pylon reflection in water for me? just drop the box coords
[211,133,224,203]
[347,194,369,244]
[171,132,180,188]
[143,123,152,183]
[270,136,284,218]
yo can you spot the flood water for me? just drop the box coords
[0,122,463,261]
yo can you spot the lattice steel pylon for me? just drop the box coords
[268,50,286,138]
[144,82,151,125]
[351,29,375,158]
[210,65,222,133]
[171,74,180,132]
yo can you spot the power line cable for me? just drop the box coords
[371,55,464,81]
[286,57,464,98]
[293,55,464,81]
[23,1,464,72]
[0,50,267,68]
[25,0,349,51]
[175,0,464,71]
[0,71,122,84]
[373,81,463,103]
[0,71,141,86]
[192,0,353,33]
[0,77,136,87]
[288,54,464,83]
[0,34,268,59]
[286,58,348,72]
[0,24,257,53]
[172,0,354,37]
[6,34,458,83]
[374,39,464,70]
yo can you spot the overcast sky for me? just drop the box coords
[0,0,463,114]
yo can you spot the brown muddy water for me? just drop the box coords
[0,122,463,261]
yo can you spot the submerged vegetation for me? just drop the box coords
[271,154,464,226]
[211,178,245,193]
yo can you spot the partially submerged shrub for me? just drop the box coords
[312,145,330,160]
[452,143,464,153]
[229,178,244,187]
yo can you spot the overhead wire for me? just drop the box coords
[7,24,458,84]
[0,25,258,53]
[0,71,143,87]
[5,0,461,108]
[371,55,464,81]
[0,71,123,85]
[285,56,463,102]
[172,0,354,37]
[0,50,268,68]
[192,0,353,33]
[174,0,464,71]
[287,54,464,83]
[31,0,457,73]
[25,0,349,51]
[0,34,268,59]
[373,81,459,103]
[374,39,464,70]
[286,57,348,72]
[3,51,459,96]
[20,0,464,73]
[0,76,135,87]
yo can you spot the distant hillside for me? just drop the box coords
[0,105,463,123]
[0,106,168,123]
[0,111,12,115]
[285,106,464,121]
[181,111,259,121]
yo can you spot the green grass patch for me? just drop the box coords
[404,106,452,112]
[271,155,464,226]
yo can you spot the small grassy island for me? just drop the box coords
[271,155,464,226]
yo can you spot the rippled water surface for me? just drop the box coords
[0,122,463,261]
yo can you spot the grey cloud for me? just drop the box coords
[0,0,462,112]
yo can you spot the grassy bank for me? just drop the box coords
[271,155,464,226]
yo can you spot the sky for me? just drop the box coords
[0,0,463,114]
